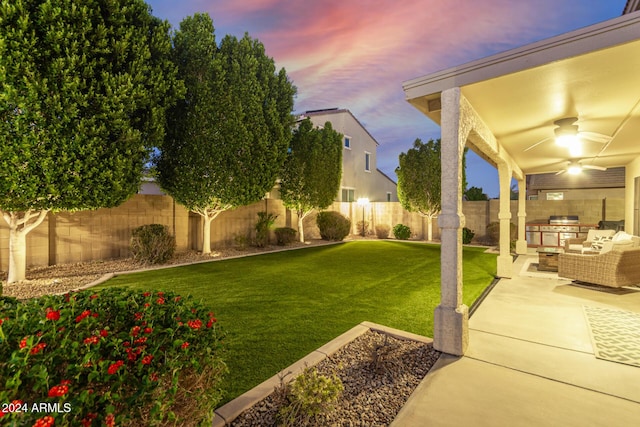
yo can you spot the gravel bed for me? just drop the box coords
[1,240,331,300]
[230,330,441,427]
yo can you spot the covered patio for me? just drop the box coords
[403,11,640,356]
[392,252,640,426]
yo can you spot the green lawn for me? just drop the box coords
[96,240,497,405]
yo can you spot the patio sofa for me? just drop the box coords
[558,246,640,287]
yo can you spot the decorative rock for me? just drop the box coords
[230,330,440,426]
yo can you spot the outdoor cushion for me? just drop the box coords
[591,235,613,251]
[612,231,634,242]
[566,229,615,253]
[601,234,640,254]
[587,229,616,242]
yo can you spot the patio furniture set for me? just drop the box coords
[556,230,640,288]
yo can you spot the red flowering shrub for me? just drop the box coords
[0,288,226,426]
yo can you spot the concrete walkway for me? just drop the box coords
[392,250,640,426]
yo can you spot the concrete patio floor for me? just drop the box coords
[392,250,640,426]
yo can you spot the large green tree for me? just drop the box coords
[396,139,468,241]
[396,139,441,241]
[0,0,182,284]
[465,186,489,201]
[280,118,342,242]
[156,13,296,253]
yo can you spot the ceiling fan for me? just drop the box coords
[524,117,612,156]
[554,159,607,175]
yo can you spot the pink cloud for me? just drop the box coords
[147,0,625,193]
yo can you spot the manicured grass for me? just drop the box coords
[96,240,496,405]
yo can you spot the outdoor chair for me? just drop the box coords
[558,247,640,287]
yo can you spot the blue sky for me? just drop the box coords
[146,0,627,198]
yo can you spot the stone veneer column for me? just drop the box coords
[434,87,468,356]
[497,162,513,278]
[515,178,528,255]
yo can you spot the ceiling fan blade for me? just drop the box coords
[523,136,553,152]
[582,164,607,171]
[578,132,612,144]
[555,169,566,175]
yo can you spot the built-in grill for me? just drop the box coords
[526,215,594,247]
[548,215,579,225]
[541,216,580,246]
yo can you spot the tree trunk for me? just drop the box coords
[297,209,312,242]
[202,214,214,254]
[8,230,27,284]
[2,210,49,284]
[427,216,433,242]
[297,215,305,243]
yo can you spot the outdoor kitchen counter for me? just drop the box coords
[526,223,599,248]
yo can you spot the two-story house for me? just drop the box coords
[299,108,398,202]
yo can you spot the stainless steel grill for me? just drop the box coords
[549,215,579,225]
[542,216,580,246]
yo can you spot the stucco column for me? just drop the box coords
[435,87,468,356]
[497,162,513,278]
[516,178,528,254]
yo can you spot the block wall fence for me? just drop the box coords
[0,195,625,271]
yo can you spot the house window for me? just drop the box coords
[365,152,371,172]
[546,192,564,200]
[342,188,355,202]
[387,192,392,202]
[344,136,351,149]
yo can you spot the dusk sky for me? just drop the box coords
[146,0,627,198]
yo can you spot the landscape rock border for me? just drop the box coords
[213,321,436,427]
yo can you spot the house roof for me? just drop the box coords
[527,167,625,191]
[300,108,380,146]
[403,12,640,176]
[624,0,640,14]
[376,168,397,185]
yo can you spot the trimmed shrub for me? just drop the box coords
[356,220,369,236]
[0,288,226,426]
[316,211,351,241]
[233,233,249,251]
[276,366,343,426]
[392,224,411,240]
[130,224,176,264]
[462,227,475,244]
[275,227,297,246]
[486,221,517,247]
[255,212,278,248]
[375,224,390,239]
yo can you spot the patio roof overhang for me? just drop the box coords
[402,11,640,356]
[403,11,640,175]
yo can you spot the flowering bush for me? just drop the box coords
[0,287,226,426]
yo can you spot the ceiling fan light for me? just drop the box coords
[568,141,582,156]
[555,132,578,147]
[567,164,582,175]
[554,124,579,147]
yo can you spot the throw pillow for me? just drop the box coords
[612,231,632,242]
[591,235,613,251]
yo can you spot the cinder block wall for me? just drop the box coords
[0,195,626,270]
